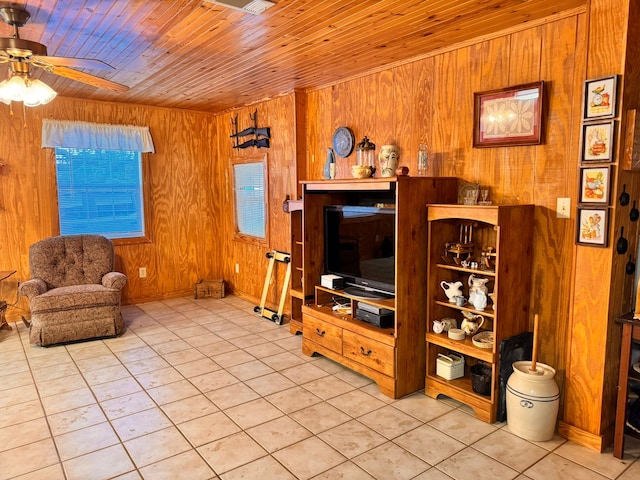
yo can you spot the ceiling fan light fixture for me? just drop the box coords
[0,81,10,104]
[1,75,28,102]
[24,78,57,106]
[0,74,56,106]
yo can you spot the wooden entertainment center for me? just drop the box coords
[297,177,457,398]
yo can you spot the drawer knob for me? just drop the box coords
[360,346,372,356]
[315,328,326,337]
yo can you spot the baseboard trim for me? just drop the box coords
[557,421,605,452]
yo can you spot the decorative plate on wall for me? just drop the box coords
[332,126,355,158]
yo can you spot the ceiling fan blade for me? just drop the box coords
[49,66,129,93]
[32,55,114,71]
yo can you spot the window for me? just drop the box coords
[231,154,268,243]
[55,147,146,239]
[42,119,155,242]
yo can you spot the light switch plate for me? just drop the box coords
[557,198,571,219]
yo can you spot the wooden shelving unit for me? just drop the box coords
[425,204,533,422]
[287,199,305,334]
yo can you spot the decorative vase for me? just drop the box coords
[378,145,399,177]
[324,147,336,179]
[468,274,489,296]
[506,361,560,441]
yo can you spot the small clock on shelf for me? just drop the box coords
[332,126,355,158]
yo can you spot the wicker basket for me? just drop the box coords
[436,353,465,380]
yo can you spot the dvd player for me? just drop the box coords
[357,303,394,316]
[355,308,394,328]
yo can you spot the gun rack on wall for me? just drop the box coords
[231,110,271,149]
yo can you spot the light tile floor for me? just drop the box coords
[1,295,639,480]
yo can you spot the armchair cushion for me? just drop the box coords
[21,234,127,346]
[102,272,128,290]
[18,279,47,299]
[30,234,114,289]
[29,284,121,314]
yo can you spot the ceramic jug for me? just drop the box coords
[433,317,457,333]
[378,145,399,177]
[468,274,489,295]
[469,290,488,311]
[440,281,463,303]
[461,313,485,335]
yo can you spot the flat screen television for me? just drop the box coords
[324,205,395,297]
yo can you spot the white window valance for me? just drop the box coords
[41,119,155,153]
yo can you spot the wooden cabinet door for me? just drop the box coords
[343,330,394,376]
[303,314,342,354]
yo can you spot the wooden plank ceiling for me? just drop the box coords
[0,0,586,113]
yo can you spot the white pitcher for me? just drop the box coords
[440,281,463,303]
[469,290,488,311]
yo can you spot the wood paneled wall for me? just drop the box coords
[213,96,299,308]
[560,0,639,450]
[306,10,587,392]
[0,93,299,321]
[0,98,222,317]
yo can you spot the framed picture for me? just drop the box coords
[473,81,544,147]
[576,207,609,247]
[579,166,611,204]
[581,120,615,162]
[583,75,618,120]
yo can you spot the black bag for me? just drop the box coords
[628,397,640,433]
[498,332,533,422]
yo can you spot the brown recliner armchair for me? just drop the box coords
[19,234,127,346]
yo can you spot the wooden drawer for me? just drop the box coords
[303,314,342,354]
[343,330,394,376]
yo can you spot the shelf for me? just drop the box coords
[301,178,396,191]
[315,285,396,311]
[285,199,303,212]
[427,373,493,401]
[426,374,494,406]
[290,288,305,300]
[436,264,496,277]
[426,332,496,362]
[435,300,495,318]
[426,204,500,224]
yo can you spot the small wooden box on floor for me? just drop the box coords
[194,279,225,299]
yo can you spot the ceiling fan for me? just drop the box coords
[0,5,128,93]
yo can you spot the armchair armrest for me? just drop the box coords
[102,272,128,290]
[19,279,48,299]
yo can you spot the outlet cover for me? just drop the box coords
[557,198,571,219]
